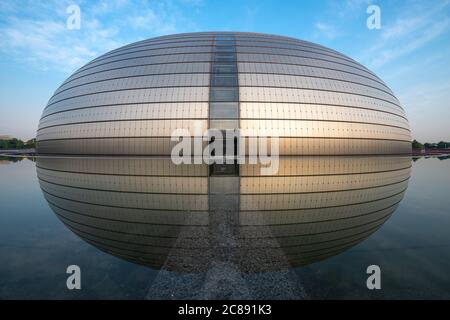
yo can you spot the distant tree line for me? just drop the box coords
[412,140,450,150]
[2,136,448,151]
[0,138,36,149]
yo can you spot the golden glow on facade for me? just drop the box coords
[36,32,411,155]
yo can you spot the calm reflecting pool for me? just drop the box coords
[0,155,449,299]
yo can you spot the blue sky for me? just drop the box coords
[0,0,449,141]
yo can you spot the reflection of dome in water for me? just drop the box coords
[36,32,410,155]
[37,156,410,271]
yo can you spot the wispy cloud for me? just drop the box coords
[0,0,197,74]
[362,1,450,68]
[314,21,339,39]
[126,3,180,35]
[330,0,371,18]
[372,17,450,68]
[381,14,428,40]
[0,16,121,73]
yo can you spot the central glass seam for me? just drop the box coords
[208,34,239,176]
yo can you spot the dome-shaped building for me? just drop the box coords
[36,32,411,155]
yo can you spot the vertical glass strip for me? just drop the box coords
[208,33,239,175]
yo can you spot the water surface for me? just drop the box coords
[0,156,449,299]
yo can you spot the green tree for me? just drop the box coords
[0,137,35,149]
[437,141,449,149]
[16,139,24,149]
[24,138,36,149]
[412,139,424,149]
